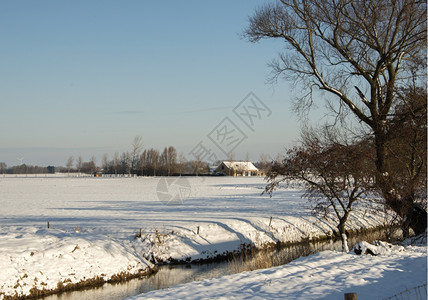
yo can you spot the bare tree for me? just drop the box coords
[160,147,168,176]
[177,152,187,176]
[245,0,427,235]
[266,127,376,251]
[150,148,160,176]
[66,156,74,174]
[140,150,148,175]
[0,162,6,175]
[102,153,109,173]
[113,152,119,175]
[119,152,130,175]
[167,146,178,176]
[192,153,206,176]
[257,153,271,174]
[130,136,143,175]
[141,148,160,176]
[158,146,177,176]
[89,155,97,174]
[76,156,83,174]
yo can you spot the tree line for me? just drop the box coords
[64,137,210,176]
[0,162,55,175]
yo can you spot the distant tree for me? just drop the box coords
[148,148,160,176]
[112,152,119,175]
[130,136,143,175]
[76,156,83,174]
[192,154,204,176]
[139,148,160,176]
[245,0,427,235]
[79,156,97,174]
[140,150,148,175]
[89,156,97,174]
[257,153,271,173]
[102,153,109,173]
[191,155,209,176]
[0,162,6,175]
[66,156,74,173]
[177,153,187,176]
[159,147,168,176]
[167,146,178,176]
[13,164,28,174]
[265,127,376,252]
[119,152,130,175]
[137,151,145,176]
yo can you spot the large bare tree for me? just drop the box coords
[245,0,427,235]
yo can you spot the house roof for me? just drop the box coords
[221,161,258,171]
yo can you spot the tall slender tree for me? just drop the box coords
[130,136,143,175]
[167,146,177,176]
[76,156,83,174]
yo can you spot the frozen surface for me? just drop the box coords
[0,176,393,298]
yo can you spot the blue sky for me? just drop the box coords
[0,1,307,167]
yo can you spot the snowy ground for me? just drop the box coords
[129,238,427,300]
[0,175,399,298]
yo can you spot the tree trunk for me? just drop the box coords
[338,221,349,252]
[341,233,349,253]
[406,204,427,237]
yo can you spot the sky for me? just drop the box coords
[0,1,309,167]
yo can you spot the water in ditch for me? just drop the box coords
[40,230,390,300]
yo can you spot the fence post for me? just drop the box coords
[344,293,357,300]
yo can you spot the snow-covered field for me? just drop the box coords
[0,175,421,299]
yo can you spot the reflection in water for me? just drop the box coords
[40,231,388,300]
[41,262,231,300]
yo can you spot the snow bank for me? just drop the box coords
[0,227,154,298]
[128,243,427,300]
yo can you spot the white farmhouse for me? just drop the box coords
[215,161,260,176]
